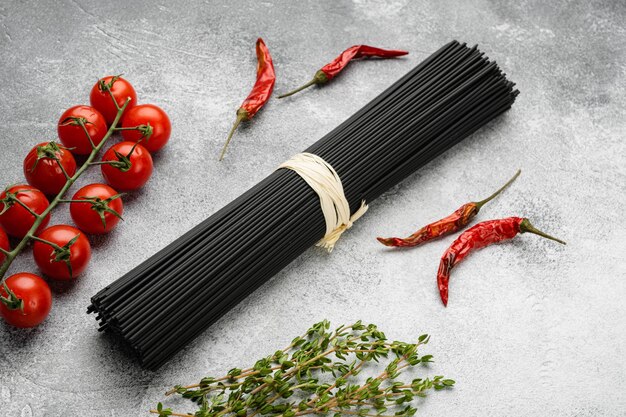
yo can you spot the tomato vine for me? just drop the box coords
[0,88,134,287]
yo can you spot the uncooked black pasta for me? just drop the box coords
[89,41,519,370]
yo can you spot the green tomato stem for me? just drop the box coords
[113,126,143,131]
[88,160,120,166]
[78,121,96,150]
[29,235,64,251]
[58,199,89,204]
[55,158,72,181]
[11,196,42,218]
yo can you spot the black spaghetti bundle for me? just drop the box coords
[89,41,518,369]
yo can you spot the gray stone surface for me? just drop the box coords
[0,0,625,416]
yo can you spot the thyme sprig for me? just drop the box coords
[153,321,454,417]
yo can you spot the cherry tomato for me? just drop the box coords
[70,183,124,235]
[23,141,77,195]
[101,142,153,191]
[0,185,50,238]
[0,272,52,328]
[57,105,108,155]
[121,104,172,152]
[33,225,91,280]
[90,76,137,125]
[0,227,9,263]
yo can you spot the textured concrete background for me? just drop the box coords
[0,0,625,416]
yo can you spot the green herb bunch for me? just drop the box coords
[153,320,455,417]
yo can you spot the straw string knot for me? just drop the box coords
[278,152,368,252]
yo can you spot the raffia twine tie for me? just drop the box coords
[278,152,368,252]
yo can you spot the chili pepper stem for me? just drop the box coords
[219,110,248,161]
[519,219,566,245]
[278,79,318,98]
[278,70,328,99]
[474,169,521,210]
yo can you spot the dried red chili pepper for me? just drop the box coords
[278,45,408,98]
[437,217,565,306]
[220,38,276,161]
[378,170,521,248]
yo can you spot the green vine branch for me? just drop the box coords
[0,93,132,285]
[152,321,455,417]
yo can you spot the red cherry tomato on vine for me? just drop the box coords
[101,142,153,191]
[121,104,172,152]
[0,272,52,328]
[57,105,108,155]
[0,185,50,239]
[90,75,137,125]
[70,183,124,235]
[0,227,9,263]
[23,141,77,195]
[33,225,91,280]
